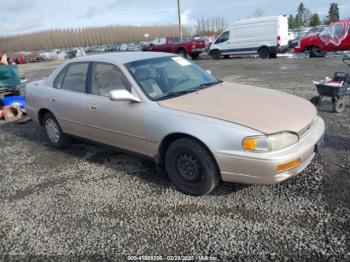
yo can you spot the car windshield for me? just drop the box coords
[126,56,220,101]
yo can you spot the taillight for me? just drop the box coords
[192,42,197,49]
[277,36,281,47]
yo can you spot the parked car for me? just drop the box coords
[209,16,289,59]
[143,37,206,59]
[25,52,325,196]
[289,26,328,49]
[295,19,350,57]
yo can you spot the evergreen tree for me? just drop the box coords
[327,3,340,24]
[295,14,302,28]
[288,15,297,29]
[309,13,321,27]
[297,3,306,26]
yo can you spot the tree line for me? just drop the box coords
[0,25,182,53]
[288,2,340,29]
[0,2,345,53]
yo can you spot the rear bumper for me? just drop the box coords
[25,104,39,123]
[277,45,289,53]
[191,48,205,53]
[215,116,325,184]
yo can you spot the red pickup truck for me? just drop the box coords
[143,37,206,59]
[295,19,350,57]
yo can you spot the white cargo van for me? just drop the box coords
[209,16,289,59]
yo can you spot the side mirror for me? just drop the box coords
[206,69,212,75]
[109,89,141,103]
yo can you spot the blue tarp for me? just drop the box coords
[0,65,20,88]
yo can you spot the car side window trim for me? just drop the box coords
[60,62,91,94]
[88,62,132,97]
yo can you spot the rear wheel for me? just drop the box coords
[258,47,270,59]
[211,49,221,60]
[165,138,220,196]
[310,46,324,58]
[43,112,71,148]
[333,98,346,113]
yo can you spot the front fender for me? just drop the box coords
[146,107,262,159]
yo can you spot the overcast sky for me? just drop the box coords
[0,0,350,36]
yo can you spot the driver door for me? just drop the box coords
[86,62,147,155]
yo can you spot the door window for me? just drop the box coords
[158,38,167,45]
[334,24,345,35]
[215,31,230,44]
[61,63,89,93]
[91,63,131,97]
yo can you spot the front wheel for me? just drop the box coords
[190,53,200,60]
[211,49,221,60]
[165,138,220,196]
[310,47,325,58]
[43,112,71,148]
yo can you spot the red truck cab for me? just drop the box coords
[295,19,350,57]
[143,37,205,59]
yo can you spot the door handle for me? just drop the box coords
[49,97,56,102]
[88,105,97,110]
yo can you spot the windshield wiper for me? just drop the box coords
[155,80,223,101]
[156,89,198,101]
[195,80,223,90]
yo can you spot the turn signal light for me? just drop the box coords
[276,159,301,172]
[243,137,257,150]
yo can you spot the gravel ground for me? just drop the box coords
[0,57,349,261]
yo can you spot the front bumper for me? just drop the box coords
[215,116,325,184]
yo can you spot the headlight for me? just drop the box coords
[242,132,299,152]
[268,132,299,151]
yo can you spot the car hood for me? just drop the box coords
[158,82,317,134]
[301,34,320,42]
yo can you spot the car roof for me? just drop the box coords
[71,52,174,65]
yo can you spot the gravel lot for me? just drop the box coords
[0,56,349,260]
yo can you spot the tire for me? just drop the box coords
[43,112,71,148]
[310,47,324,58]
[269,53,277,59]
[190,53,200,60]
[177,49,187,58]
[211,49,221,60]
[333,98,346,113]
[258,47,270,59]
[310,96,322,106]
[165,138,220,196]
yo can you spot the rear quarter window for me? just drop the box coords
[53,66,67,89]
[61,63,89,93]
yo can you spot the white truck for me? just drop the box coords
[209,16,289,59]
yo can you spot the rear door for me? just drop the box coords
[47,62,90,138]
[86,62,147,155]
